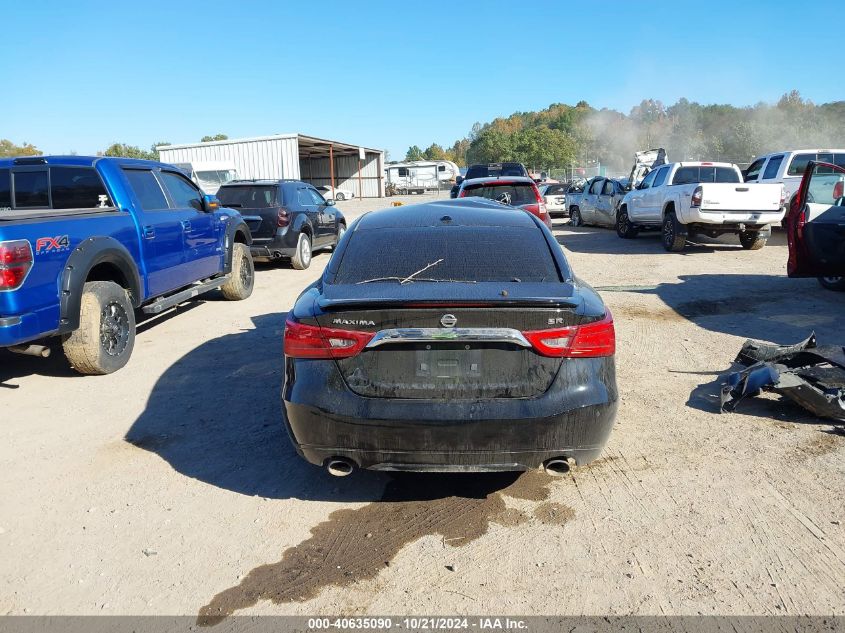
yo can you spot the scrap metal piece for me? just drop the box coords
[721,333,845,421]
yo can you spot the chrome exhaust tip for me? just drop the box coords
[542,457,575,477]
[8,344,51,358]
[326,458,355,477]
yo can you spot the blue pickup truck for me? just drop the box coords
[0,156,254,374]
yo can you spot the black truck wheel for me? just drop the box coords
[616,208,639,239]
[62,281,136,375]
[662,211,687,252]
[739,229,769,250]
[818,276,845,291]
[221,242,254,300]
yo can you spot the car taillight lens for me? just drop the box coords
[277,209,290,228]
[690,186,703,208]
[0,240,33,291]
[834,181,844,200]
[284,319,374,359]
[780,185,787,207]
[523,311,615,358]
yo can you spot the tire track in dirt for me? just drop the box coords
[197,470,571,624]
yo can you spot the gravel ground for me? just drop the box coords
[1,192,844,618]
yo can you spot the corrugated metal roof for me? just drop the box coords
[157,133,382,155]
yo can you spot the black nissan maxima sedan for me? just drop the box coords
[282,198,618,476]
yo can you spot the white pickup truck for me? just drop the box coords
[615,161,785,251]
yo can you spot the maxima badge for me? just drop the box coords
[440,314,457,328]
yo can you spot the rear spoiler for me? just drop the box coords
[317,297,581,311]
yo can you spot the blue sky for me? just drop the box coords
[3,0,838,159]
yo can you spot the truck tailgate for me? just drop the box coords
[699,183,782,212]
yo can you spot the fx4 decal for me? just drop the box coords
[35,235,70,254]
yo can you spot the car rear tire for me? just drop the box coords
[739,229,769,250]
[62,281,136,375]
[291,232,312,270]
[221,242,254,300]
[335,192,345,201]
[818,276,845,291]
[570,207,583,227]
[616,208,639,239]
[662,212,686,252]
[330,224,346,251]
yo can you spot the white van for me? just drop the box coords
[172,161,239,195]
[744,149,845,209]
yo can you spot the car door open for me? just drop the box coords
[787,161,845,277]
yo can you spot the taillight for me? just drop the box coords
[834,181,844,200]
[283,319,374,359]
[277,209,290,228]
[0,240,33,291]
[523,311,615,358]
[779,185,787,207]
[690,186,703,208]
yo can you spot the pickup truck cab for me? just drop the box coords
[0,156,254,374]
[744,149,845,212]
[616,161,785,251]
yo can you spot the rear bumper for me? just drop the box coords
[0,312,51,348]
[250,229,298,259]
[281,356,618,471]
[686,209,785,226]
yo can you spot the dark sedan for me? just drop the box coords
[281,198,618,476]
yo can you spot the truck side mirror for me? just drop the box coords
[455,176,464,185]
[203,194,220,212]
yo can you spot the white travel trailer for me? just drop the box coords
[384,160,460,194]
[170,161,239,195]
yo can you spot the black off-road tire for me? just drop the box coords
[739,229,769,250]
[818,276,845,291]
[221,242,254,300]
[616,207,639,239]
[291,232,312,270]
[62,281,136,375]
[570,207,583,227]
[662,211,687,252]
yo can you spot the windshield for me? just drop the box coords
[462,183,537,206]
[672,166,740,185]
[333,226,560,284]
[217,185,278,208]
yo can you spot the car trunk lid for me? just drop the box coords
[314,283,583,399]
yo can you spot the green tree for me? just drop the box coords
[102,143,156,160]
[423,143,447,160]
[405,145,424,161]
[201,134,228,142]
[0,139,42,157]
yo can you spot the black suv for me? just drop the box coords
[216,180,346,270]
[450,162,529,198]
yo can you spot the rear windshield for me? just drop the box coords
[334,226,560,284]
[466,163,527,179]
[217,185,278,208]
[462,183,537,206]
[672,166,740,185]
[787,153,845,176]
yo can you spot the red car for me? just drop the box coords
[457,176,553,229]
[786,161,845,291]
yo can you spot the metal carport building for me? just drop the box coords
[157,134,385,197]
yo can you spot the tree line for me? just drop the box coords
[0,134,229,160]
[404,91,845,173]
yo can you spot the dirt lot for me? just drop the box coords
[2,192,844,618]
